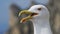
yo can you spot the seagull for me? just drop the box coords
[19,5,53,34]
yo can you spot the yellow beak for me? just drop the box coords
[19,10,38,23]
[19,10,33,23]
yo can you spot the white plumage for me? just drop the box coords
[28,5,53,34]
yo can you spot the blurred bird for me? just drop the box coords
[19,5,53,34]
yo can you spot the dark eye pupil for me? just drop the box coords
[38,8,41,10]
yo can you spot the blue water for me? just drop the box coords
[0,0,49,34]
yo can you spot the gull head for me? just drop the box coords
[19,5,49,23]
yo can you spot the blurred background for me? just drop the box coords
[0,0,60,34]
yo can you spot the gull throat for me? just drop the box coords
[31,16,52,34]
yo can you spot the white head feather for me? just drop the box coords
[28,5,49,19]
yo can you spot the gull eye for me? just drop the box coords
[37,8,41,10]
